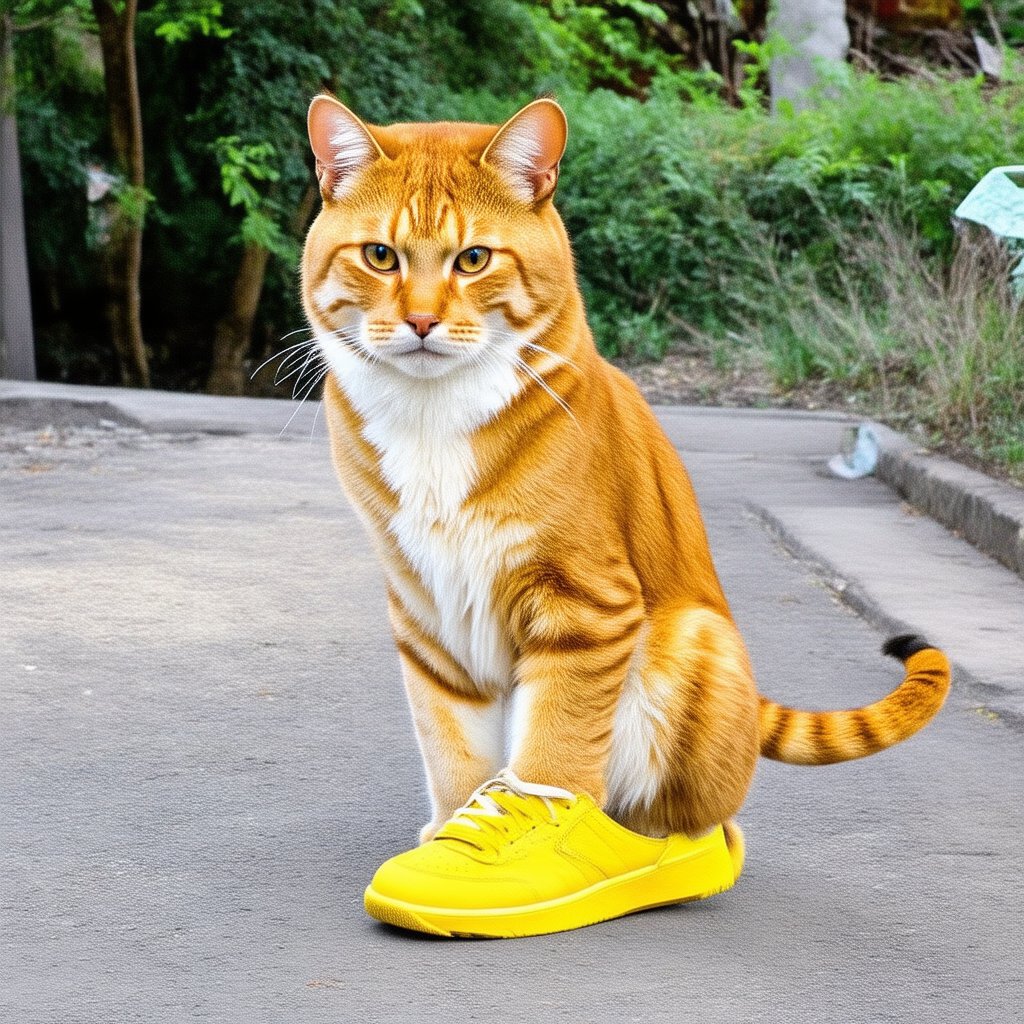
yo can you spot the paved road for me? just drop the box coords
[1,395,1021,1023]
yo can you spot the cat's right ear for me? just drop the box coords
[482,98,568,204]
[307,95,385,201]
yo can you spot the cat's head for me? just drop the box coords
[301,97,573,383]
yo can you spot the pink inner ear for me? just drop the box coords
[520,104,568,173]
[483,100,568,202]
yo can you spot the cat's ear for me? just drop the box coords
[307,95,386,201]
[482,98,568,204]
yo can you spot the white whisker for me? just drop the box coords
[513,354,578,426]
[310,399,323,442]
[521,340,579,371]
[280,325,318,341]
[274,343,319,382]
[274,346,318,389]
[279,364,328,438]
[251,337,316,381]
[293,355,327,399]
[290,348,322,399]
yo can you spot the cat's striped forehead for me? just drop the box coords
[391,197,463,252]
[371,120,498,162]
[361,139,503,248]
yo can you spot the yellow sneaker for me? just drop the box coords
[364,770,739,938]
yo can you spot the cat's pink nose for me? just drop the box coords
[405,313,440,338]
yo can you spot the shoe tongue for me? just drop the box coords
[491,770,575,802]
[433,773,576,855]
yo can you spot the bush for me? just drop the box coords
[557,66,1024,359]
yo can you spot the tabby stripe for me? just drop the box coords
[393,634,488,704]
[540,618,641,653]
[387,203,404,242]
[652,467,683,552]
[761,704,794,761]
[492,299,536,331]
[493,247,543,305]
[593,646,637,677]
[851,708,882,756]
[469,408,560,500]
[388,591,484,682]
[394,637,439,685]
[447,190,466,241]
[809,713,838,764]
[315,243,353,291]
[542,360,585,408]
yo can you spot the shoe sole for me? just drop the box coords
[364,841,738,939]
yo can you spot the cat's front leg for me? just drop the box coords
[400,659,504,843]
[390,600,504,843]
[507,575,644,806]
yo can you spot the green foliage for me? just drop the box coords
[733,33,790,108]
[555,64,1024,358]
[13,0,1024,435]
[214,136,279,207]
[526,0,678,93]
[111,181,155,224]
[966,0,1024,46]
[211,134,294,258]
[152,0,232,43]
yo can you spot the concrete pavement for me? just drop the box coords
[1,385,1021,1023]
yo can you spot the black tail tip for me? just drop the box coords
[882,634,932,662]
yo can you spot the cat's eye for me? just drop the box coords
[362,243,399,273]
[454,246,491,275]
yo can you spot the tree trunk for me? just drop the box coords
[769,0,850,112]
[0,11,36,380]
[92,0,149,387]
[206,183,318,395]
[206,241,271,395]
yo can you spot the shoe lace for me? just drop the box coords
[434,770,577,856]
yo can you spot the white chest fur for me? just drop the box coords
[389,489,529,689]
[321,333,529,690]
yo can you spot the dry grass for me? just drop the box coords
[735,221,1024,480]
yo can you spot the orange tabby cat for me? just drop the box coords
[301,94,950,857]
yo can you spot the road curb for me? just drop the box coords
[750,505,914,639]
[870,421,1024,582]
[752,504,1024,732]
[0,379,319,437]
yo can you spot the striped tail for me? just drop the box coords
[759,635,951,765]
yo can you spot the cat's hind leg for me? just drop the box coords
[722,818,746,876]
[606,605,759,840]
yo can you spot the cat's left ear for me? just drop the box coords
[482,98,568,204]
[307,94,386,201]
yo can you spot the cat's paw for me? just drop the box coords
[419,821,442,845]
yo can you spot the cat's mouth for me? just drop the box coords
[373,335,472,378]
[388,337,461,361]
[402,342,447,358]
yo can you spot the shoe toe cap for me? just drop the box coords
[369,841,545,910]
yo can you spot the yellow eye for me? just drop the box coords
[454,246,491,274]
[362,243,399,272]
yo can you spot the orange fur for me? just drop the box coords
[302,96,950,841]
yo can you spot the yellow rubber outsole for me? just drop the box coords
[364,846,739,939]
